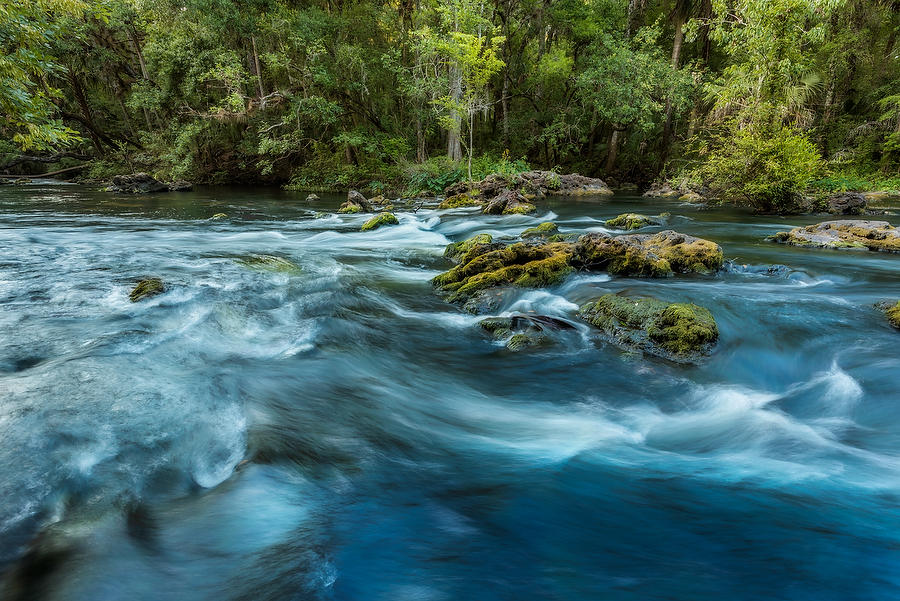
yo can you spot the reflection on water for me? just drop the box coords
[1,181,899,600]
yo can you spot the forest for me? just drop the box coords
[2,0,900,211]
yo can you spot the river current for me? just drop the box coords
[0,181,899,600]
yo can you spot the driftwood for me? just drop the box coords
[1,163,92,179]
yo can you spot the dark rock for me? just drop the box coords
[168,180,193,192]
[482,189,536,215]
[107,173,171,194]
[340,190,373,213]
[129,278,165,302]
[826,192,867,215]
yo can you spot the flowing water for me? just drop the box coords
[0,181,899,600]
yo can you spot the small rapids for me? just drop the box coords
[1,183,899,600]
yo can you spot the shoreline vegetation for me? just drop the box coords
[1,1,899,214]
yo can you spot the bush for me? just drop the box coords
[696,125,825,213]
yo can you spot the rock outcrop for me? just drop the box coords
[771,220,900,252]
[825,192,867,215]
[339,190,373,213]
[482,189,536,215]
[579,293,718,362]
[444,171,612,204]
[574,230,724,276]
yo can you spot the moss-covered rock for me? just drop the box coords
[478,314,574,351]
[210,213,228,220]
[482,189,536,215]
[338,203,362,214]
[439,193,481,209]
[771,220,900,252]
[574,230,724,277]
[521,222,559,238]
[579,293,718,362]
[129,278,164,302]
[237,254,301,273]
[361,212,399,231]
[884,301,900,329]
[339,189,373,213]
[433,241,574,302]
[443,233,496,263]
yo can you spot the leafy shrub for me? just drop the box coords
[695,125,825,213]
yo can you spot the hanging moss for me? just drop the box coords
[360,212,399,231]
[129,278,165,302]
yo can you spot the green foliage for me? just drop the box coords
[694,125,825,212]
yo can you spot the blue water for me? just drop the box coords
[1,181,899,600]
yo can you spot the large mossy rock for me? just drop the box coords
[439,193,481,209]
[574,230,724,276]
[129,278,165,302]
[884,301,900,329]
[443,233,497,263]
[482,189,536,215]
[361,212,399,231]
[579,293,718,362]
[771,220,900,252]
[521,222,559,238]
[339,190,373,213]
[433,240,574,302]
[605,213,669,230]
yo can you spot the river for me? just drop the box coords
[1,181,899,600]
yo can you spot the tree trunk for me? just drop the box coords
[661,15,685,165]
[251,35,265,100]
[447,64,463,161]
[605,129,620,172]
[416,117,426,163]
[128,24,154,131]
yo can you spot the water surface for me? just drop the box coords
[1,182,899,600]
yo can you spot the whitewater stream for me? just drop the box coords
[1,182,899,600]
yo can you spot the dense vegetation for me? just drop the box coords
[2,0,900,204]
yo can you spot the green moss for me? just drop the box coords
[886,301,900,329]
[502,201,536,215]
[521,222,559,238]
[361,212,399,231]
[507,333,542,351]
[579,294,718,361]
[210,212,228,219]
[444,233,494,263]
[433,242,574,302]
[129,278,164,302]
[606,213,653,230]
[771,220,900,252]
[439,193,481,209]
[237,254,301,273]
[576,231,723,277]
[338,204,362,214]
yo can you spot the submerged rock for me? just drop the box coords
[770,220,900,252]
[433,240,574,302]
[339,190,372,213]
[237,254,301,273]
[482,189,536,215]
[605,213,669,230]
[521,222,559,238]
[210,213,228,220]
[360,212,399,231]
[579,293,718,362]
[439,193,481,209]
[479,314,575,351]
[129,278,165,302]
[574,230,724,277]
[826,193,867,215]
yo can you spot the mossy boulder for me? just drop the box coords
[433,241,574,302]
[443,233,496,263]
[129,278,165,302]
[770,220,900,252]
[237,254,301,273]
[579,293,718,362]
[883,301,900,329]
[339,190,373,213]
[361,212,399,231]
[482,189,536,215]
[574,230,724,277]
[439,193,481,209]
[210,213,228,220]
[521,222,559,238]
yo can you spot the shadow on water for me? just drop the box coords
[1,183,899,600]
